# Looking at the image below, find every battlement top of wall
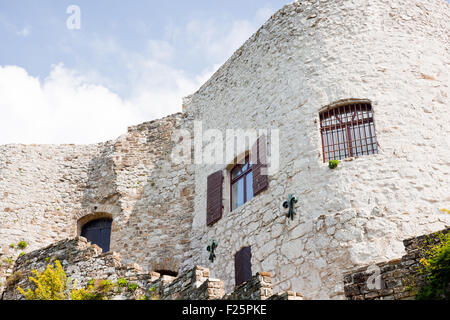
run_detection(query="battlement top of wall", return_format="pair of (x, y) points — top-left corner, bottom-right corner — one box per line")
(187, 0), (449, 101)
(126, 112), (185, 133)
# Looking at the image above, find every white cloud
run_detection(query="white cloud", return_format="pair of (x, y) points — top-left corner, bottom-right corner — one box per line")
(0, 64), (137, 144)
(0, 6), (278, 144)
(16, 26), (31, 37)
(0, 62), (216, 144)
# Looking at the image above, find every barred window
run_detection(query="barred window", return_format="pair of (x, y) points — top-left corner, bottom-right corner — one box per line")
(319, 102), (378, 162)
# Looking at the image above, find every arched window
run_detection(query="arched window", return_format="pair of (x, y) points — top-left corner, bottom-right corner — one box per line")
(80, 218), (112, 253)
(319, 101), (378, 162)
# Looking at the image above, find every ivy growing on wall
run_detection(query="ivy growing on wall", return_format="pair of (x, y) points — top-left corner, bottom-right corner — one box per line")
(415, 233), (450, 300)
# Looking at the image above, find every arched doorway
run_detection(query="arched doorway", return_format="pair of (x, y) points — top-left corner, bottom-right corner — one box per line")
(80, 218), (112, 253)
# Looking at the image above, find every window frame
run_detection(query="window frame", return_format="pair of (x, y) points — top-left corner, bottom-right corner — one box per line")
(235, 246), (252, 287)
(230, 156), (253, 212)
(319, 101), (378, 162)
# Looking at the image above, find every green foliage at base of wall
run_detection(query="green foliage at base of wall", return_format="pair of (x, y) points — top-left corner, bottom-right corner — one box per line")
(116, 278), (128, 288)
(17, 260), (67, 300)
(416, 233), (450, 300)
(127, 283), (138, 292)
(16, 260), (117, 300)
(71, 279), (114, 300)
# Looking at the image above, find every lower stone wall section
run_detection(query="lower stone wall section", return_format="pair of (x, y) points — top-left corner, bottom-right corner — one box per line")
(344, 228), (449, 300)
(224, 272), (273, 300)
(0, 237), (302, 300)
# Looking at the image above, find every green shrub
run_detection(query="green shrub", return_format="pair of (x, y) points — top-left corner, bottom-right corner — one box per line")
(16, 260), (114, 300)
(416, 233), (450, 300)
(17, 260), (67, 300)
(17, 241), (27, 249)
(117, 278), (128, 288)
(127, 283), (138, 292)
(329, 160), (339, 169)
(148, 286), (159, 300)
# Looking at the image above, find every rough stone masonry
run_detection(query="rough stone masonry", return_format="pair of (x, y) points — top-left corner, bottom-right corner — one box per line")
(1, 0), (449, 299)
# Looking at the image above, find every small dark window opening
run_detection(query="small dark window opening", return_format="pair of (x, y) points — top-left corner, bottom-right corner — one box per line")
(320, 102), (378, 162)
(155, 270), (178, 277)
(81, 218), (112, 253)
(230, 157), (253, 211)
(235, 246), (252, 287)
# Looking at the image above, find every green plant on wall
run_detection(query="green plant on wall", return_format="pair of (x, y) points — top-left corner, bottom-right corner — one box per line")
(415, 233), (450, 300)
(16, 260), (116, 300)
(116, 278), (128, 288)
(329, 160), (339, 169)
(17, 241), (27, 250)
(71, 279), (114, 300)
(148, 286), (159, 300)
(127, 283), (138, 292)
(17, 260), (67, 300)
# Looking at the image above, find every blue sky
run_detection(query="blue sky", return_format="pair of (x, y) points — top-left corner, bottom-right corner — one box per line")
(0, 1), (286, 144)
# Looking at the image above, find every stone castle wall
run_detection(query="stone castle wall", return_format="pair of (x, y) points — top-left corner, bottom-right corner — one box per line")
(344, 228), (449, 300)
(99, 113), (195, 273)
(185, 0), (450, 299)
(1, 237), (302, 300)
(0, 143), (103, 292)
(0, 113), (195, 293)
(0, 0), (449, 300)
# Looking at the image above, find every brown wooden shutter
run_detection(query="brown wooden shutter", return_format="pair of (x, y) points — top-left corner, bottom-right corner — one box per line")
(235, 246), (252, 286)
(252, 135), (269, 196)
(206, 170), (223, 226)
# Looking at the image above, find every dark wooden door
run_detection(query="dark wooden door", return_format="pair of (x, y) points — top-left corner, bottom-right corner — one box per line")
(81, 218), (112, 253)
(235, 246), (252, 286)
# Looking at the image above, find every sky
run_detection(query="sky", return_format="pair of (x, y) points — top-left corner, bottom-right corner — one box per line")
(1, 1), (449, 144)
(0, 0), (287, 144)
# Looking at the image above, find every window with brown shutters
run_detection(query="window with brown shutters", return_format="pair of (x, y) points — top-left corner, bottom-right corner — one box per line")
(251, 135), (269, 196)
(235, 246), (252, 287)
(230, 156), (253, 211)
(320, 101), (378, 162)
(206, 170), (223, 226)
(229, 135), (269, 212)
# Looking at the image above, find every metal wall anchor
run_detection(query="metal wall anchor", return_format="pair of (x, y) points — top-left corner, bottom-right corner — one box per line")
(283, 194), (299, 221)
(207, 240), (218, 263)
